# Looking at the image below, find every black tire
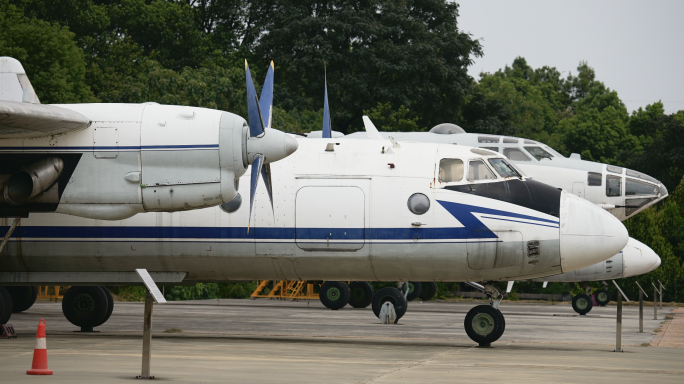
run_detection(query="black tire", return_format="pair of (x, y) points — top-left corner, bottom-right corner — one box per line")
(406, 282), (423, 301)
(419, 282), (437, 301)
(93, 287), (114, 327)
(371, 287), (408, 323)
(62, 286), (109, 328)
(5, 286), (38, 313)
(0, 286), (13, 324)
(572, 293), (593, 315)
(464, 305), (505, 344)
(595, 289), (611, 307)
(319, 281), (351, 310)
(348, 281), (374, 308)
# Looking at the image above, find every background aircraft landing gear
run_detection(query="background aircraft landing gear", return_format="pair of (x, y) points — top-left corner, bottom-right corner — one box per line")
(5, 286), (38, 313)
(348, 281), (374, 308)
(371, 287), (408, 323)
(463, 282), (506, 346)
(595, 289), (611, 306)
(572, 293), (593, 315)
(62, 286), (113, 331)
(418, 282), (437, 301)
(0, 286), (13, 324)
(319, 281), (351, 310)
(406, 282), (422, 301)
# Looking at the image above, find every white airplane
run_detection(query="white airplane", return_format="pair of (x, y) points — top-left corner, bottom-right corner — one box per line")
(0, 134), (628, 345)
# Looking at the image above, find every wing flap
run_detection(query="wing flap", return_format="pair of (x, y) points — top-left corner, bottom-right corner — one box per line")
(0, 101), (90, 138)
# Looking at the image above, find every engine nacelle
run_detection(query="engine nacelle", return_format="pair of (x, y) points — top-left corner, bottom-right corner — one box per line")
(3, 157), (63, 206)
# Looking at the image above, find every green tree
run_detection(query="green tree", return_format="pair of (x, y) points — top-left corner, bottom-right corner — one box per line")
(364, 102), (422, 132)
(0, 1), (94, 103)
(249, 0), (482, 133)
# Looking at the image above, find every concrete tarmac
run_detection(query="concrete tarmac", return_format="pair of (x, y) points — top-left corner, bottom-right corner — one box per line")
(1, 299), (681, 383)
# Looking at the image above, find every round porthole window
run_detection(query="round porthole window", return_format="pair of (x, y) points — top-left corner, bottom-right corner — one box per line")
(407, 193), (430, 215)
(220, 193), (242, 213)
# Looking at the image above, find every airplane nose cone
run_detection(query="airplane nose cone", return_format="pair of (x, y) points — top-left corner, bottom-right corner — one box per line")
(559, 191), (628, 273)
(246, 128), (299, 164)
(622, 237), (661, 277)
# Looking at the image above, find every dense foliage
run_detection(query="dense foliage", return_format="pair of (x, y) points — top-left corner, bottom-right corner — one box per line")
(2, 0), (683, 301)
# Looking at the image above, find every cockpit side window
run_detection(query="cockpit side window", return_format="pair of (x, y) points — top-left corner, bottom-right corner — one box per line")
(467, 160), (497, 181)
(626, 178), (659, 196)
(438, 159), (464, 183)
(606, 175), (622, 197)
(503, 148), (531, 161)
(524, 146), (553, 161)
(488, 158), (520, 178)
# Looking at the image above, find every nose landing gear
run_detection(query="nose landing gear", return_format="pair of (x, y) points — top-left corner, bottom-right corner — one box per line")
(463, 282), (506, 346)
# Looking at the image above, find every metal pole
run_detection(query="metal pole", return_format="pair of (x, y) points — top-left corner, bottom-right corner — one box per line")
(638, 289), (644, 333)
(654, 287), (658, 320)
(140, 289), (154, 379)
(659, 283), (663, 309)
(615, 293), (622, 352)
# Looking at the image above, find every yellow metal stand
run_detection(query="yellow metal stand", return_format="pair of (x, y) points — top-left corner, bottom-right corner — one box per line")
(37, 286), (67, 301)
(250, 281), (319, 300)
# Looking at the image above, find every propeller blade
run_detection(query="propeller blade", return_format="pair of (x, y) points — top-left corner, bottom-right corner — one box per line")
(248, 154), (264, 233)
(245, 60), (264, 137)
(261, 163), (274, 211)
(259, 61), (274, 128)
(322, 66), (331, 138)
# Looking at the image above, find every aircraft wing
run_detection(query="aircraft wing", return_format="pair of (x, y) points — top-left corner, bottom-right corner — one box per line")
(0, 100), (90, 139)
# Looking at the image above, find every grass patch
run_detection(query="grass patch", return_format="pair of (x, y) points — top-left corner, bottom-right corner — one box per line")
(665, 314), (674, 319)
(163, 327), (182, 333)
(640, 343), (650, 347)
(653, 329), (662, 333)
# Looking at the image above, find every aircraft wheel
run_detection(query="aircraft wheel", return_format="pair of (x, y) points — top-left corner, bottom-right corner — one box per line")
(595, 289), (611, 307)
(0, 286), (13, 324)
(406, 282), (422, 301)
(319, 281), (351, 310)
(419, 282), (437, 301)
(348, 282), (374, 308)
(93, 287), (114, 327)
(62, 286), (109, 329)
(371, 287), (408, 323)
(5, 286), (38, 313)
(464, 305), (505, 345)
(572, 293), (593, 315)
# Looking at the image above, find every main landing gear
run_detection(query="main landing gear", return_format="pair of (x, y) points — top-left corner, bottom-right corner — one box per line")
(62, 286), (114, 331)
(0, 285), (39, 324)
(464, 283), (506, 346)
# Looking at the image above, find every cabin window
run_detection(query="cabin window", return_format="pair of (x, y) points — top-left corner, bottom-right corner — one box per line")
(438, 158), (464, 183)
(478, 135), (500, 143)
(626, 179), (659, 196)
(588, 172), (602, 186)
(503, 137), (519, 144)
(524, 146), (553, 161)
(606, 175), (622, 196)
(468, 160), (497, 181)
(407, 193), (430, 215)
(488, 158), (520, 178)
(503, 148), (531, 161)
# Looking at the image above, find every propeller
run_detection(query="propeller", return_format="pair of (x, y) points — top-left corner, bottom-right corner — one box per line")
(322, 65), (332, 139)
(245, 60), (298, 232)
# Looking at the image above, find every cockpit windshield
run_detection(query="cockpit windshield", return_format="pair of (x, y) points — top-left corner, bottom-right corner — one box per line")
(488, 158), (520, 178)
(543, 146), (565, 158)
(468, 160), (497, 181)
(438, 159), (464, 183)
(626, 179), (659, 196)
(524, 146), (553, 161)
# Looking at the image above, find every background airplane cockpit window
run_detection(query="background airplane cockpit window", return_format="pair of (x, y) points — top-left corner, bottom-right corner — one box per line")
(626, 179), (659, 196)
(606, 175), (623, 196)
(524, 146), (554, 161)
(503, 148), (531, 161)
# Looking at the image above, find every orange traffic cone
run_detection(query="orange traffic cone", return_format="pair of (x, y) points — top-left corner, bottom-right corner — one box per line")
(27, 319), (53, 375)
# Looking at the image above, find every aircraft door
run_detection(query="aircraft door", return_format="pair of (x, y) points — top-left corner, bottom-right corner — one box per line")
(295, 186), (365, 251)
(572, 182), (585, 199)
(467, 231), (524, 269)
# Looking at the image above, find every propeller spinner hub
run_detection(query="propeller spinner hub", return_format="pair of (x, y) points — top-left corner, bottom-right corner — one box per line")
(246, 128), (298, 164)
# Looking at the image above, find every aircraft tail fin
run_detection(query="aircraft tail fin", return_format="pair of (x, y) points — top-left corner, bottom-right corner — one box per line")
(0, 57), (40, 104)
(362, 116), (384, 140)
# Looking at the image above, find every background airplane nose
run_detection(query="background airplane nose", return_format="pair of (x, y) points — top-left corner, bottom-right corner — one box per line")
(559, 192), (628, 273)
(622, 238), (662, 277)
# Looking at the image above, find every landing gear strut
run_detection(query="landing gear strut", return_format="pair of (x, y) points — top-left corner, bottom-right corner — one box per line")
(463, 282), (506, 346)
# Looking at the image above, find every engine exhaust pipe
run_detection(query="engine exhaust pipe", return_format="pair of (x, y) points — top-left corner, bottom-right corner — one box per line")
(3, 157), (63, 205)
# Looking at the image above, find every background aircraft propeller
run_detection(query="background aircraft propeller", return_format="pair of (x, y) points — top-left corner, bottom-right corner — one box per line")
(322, 66), (332, 139)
